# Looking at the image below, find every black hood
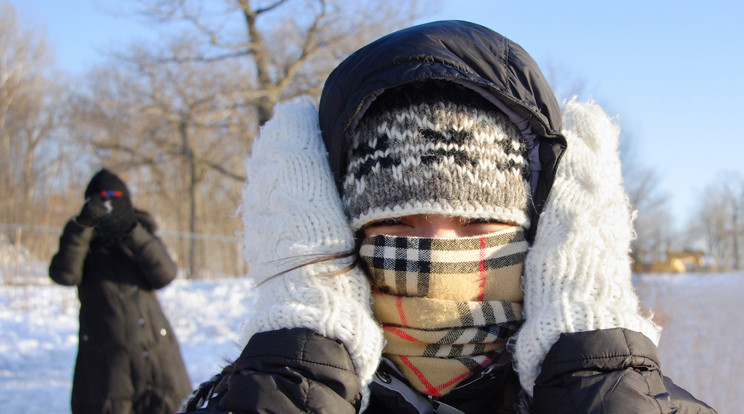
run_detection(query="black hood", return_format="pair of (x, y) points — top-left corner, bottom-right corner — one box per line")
(318, 20), (567, 240)
(84, 168), (131, 201)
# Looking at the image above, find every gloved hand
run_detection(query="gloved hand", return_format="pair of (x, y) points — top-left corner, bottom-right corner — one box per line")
(237, 101), (384, 402)
(513, 99), (661, 396)
(97, 195), (137, 238)
(75, 194), (110, 227)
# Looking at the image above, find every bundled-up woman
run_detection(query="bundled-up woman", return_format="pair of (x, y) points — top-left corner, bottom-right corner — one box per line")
(182, 20), (716, 414)
(50, 168), (192, 414)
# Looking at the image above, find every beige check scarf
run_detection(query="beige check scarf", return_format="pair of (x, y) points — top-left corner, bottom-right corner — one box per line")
(360, 227), (527, 396)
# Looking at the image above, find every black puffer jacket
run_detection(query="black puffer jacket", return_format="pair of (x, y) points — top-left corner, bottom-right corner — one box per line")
(50, 211), (192, 414)
(186, 328), (715, 413)
(180, 20), (716, 414)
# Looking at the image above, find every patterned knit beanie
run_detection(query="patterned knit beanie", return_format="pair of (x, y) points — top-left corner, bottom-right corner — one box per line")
(343, 84), (530, 229)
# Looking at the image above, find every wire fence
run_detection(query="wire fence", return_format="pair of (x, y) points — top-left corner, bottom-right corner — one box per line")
(0, 222), (247, 284)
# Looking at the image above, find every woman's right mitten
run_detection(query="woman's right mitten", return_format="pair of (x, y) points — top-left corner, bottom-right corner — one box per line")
(236, 101), (384, 393)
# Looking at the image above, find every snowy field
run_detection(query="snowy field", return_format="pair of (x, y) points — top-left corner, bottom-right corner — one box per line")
(0, 262), (739, 414)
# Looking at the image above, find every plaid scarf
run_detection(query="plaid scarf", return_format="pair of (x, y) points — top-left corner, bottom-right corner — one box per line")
(360, 227), (527, 396)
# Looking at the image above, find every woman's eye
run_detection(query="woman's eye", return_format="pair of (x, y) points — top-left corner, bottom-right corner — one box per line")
(466, 218), (496, 225)
(463, 218), (513, 234)
(368, 219), (404, 227)
(362, 218), (408, 237)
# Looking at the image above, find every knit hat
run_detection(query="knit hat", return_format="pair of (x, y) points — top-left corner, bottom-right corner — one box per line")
(84, 168), (131, 201)
(342, 87), (530, 230)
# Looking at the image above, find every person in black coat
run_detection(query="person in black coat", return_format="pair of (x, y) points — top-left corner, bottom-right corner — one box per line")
(181, 21), (716, 413)
(50, 168), (192, 414)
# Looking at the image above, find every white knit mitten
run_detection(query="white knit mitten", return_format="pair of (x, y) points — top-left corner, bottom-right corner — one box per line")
(513, 99), (661, 396)
(237, 101), (385, 393)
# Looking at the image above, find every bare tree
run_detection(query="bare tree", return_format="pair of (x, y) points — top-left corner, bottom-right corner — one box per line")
(543, 61), (674, 264)
(67, 0), (434, 276)
(618, 131), (676, 264)
(694, 172), (744, 270)
(129, 0), (433, 125)
(0, 2), (67, 225)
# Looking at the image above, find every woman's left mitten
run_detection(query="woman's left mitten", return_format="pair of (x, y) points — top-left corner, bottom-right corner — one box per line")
(513, 99), (661, 396)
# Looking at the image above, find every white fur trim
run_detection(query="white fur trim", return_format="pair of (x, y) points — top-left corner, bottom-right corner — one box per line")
(513, 98), (661, 396)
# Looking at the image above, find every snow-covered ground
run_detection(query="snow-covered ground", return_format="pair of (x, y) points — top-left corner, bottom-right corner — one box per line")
(0, 262), (255, 414)
(633, 273), (741, 414)
(0, 262), (738, 413)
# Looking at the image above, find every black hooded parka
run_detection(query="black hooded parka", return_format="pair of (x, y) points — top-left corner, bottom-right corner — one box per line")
(180, 20), (716, 414)
(50, 211), (192, 414)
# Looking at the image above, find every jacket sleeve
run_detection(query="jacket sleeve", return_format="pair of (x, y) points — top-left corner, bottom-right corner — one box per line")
(49, 219), (95, 286)
(531, 328), (717, 414)
(123, 222), (178, 289)
(215, 328), (363, 414)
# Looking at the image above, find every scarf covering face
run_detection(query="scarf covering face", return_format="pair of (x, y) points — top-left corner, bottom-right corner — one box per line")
(360, 227), (527, 396)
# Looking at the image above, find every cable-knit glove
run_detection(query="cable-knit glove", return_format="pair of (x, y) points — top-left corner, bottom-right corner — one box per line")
(75, 194), (109, 227)
(513, 99), (661, 396)
(98, 195), (137, 238)
(237, 101), (385, 398)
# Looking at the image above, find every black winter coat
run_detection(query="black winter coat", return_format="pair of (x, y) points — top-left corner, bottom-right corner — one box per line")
(185, 327), (715, 413)
(50, 211), (192, 414)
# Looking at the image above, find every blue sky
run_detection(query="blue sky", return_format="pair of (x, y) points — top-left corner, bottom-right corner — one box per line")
(10, 0), (744, 228)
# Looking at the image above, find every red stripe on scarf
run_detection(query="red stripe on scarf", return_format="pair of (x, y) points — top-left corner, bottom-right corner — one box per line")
(396, 296), (409, 326)
(434, 353), (495, 394)
(384, 326), (424, 342)
(478, 236), (486, 301)
(399, 353), (496, 397)
(399, 356), (440, 396)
